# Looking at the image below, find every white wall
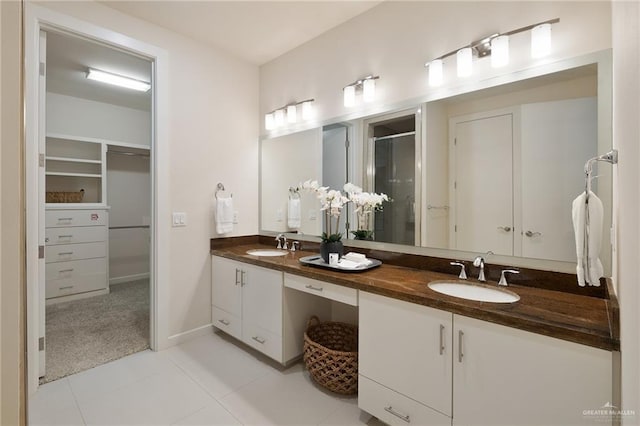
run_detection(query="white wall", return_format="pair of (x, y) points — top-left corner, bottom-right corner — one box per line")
(612, 1), (640, 419)
(47, 92), (150, 145)
(37, 1), (260, 338)
(260, 1), (611, 128)
(1, 0), (24, 423)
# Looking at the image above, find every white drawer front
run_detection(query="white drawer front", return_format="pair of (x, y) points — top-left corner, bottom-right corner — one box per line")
(46, 242), (106, 263)
(46, 258), (107, 299)
(45, 226), (107, 245)
(284, 273), (358, 306)
(242, 322), (283, 362)
(358, 375), (451, 426)
(46, 209), (108, 228)
(212, 307), (242, 340)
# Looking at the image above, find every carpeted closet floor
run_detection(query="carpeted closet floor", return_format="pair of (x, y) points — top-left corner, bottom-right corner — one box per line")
(41, 279), (150, 384)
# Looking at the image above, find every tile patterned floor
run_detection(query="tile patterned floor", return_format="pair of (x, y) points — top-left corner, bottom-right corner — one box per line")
(29, 331), (381, 426)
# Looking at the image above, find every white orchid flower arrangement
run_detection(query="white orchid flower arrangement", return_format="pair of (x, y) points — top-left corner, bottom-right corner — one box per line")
(299, 180), (390, 242)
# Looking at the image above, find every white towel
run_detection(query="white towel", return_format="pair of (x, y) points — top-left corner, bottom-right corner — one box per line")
(216, 196), (234, 234)
(287, 198), (301, 229)
(338, 252), (372, 269)
(572, 191), (603, 287)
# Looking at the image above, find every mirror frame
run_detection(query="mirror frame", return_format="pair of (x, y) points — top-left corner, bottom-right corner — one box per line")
(258, 49), (613, 274)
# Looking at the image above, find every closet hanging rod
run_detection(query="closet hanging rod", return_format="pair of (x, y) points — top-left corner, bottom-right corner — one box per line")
(108, 150), (150, 158)
(109, 225), (150, 230)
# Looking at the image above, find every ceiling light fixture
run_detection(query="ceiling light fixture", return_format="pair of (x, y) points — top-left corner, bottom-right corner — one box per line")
(424, 18), (558, 86)
(264, 98), (315, 131)
(86, 68), (151, 92)
(343, 75), (379, 107)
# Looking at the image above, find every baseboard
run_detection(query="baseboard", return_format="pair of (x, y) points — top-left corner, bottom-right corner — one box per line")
(166, 323), (214, 347)
(109, 272), (150, 285)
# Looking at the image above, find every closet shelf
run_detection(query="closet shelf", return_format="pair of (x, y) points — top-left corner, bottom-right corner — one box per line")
(46, 156), (102, 164)
(45, 172), (102, 178)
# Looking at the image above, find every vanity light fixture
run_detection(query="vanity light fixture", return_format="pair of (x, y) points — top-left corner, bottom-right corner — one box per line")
(343, 75), (380, 107)
(424, 18), (559, 86)
(264, 98), (315, 131)
(86, 68), (151, 92)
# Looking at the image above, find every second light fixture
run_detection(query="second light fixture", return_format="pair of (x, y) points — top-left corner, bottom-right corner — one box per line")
(343, 75), (379, 107)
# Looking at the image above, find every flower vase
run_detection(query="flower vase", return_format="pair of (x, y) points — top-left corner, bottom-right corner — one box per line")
(320, 241), (344, 264)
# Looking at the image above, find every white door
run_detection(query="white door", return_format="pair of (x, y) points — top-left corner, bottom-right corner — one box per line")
(452, 113), (513, 256)
(37, 30), (48, 377)
(520, 98), (597, 262)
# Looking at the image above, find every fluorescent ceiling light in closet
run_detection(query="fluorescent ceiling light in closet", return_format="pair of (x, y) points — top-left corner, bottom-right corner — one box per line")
(86, 68), (151, 92)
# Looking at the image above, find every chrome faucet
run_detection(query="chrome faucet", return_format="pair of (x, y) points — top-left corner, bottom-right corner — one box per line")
(291, 241), (300, 252)
(473, 256), (486, 282)
(275, 234), (287, 249)
(499, 269), (520, 286)
(450, 261), (467, 279)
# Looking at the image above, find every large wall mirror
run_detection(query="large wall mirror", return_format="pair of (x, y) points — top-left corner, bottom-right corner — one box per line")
(259, 51), (612, 274)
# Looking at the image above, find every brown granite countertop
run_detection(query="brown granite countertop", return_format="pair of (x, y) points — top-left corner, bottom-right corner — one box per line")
(210, 242), (620, 352)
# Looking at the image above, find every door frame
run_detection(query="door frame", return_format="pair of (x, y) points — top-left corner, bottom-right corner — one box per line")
(24, 3), (171, 395)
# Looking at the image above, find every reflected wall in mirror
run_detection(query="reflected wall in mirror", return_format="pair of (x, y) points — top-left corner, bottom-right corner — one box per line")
(259, 53), (612, 275)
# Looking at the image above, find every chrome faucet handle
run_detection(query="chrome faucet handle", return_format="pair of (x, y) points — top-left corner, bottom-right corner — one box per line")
(450, 261), (467, 279)
(282, 240), (289, 250)
(499, 269), (519, 286)
(275, 234), (283, 249)
(473, 256), (486, 282)
(291, 241), (300, 252)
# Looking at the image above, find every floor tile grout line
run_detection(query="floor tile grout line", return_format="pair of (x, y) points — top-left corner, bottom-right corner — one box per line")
(63, 377), (88, 426)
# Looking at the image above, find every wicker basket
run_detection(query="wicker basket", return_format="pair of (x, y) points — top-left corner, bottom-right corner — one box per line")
(46, 189), (84, 203)
(303, 315), (358, 395)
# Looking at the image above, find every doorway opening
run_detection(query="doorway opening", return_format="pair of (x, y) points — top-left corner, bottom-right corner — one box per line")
(39, 29), (153, 383)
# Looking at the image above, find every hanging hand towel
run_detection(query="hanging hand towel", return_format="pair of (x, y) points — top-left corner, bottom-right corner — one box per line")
(572, 190), (603, 287)
(287, 198), (301, 229)
(216, 196), (234, 234)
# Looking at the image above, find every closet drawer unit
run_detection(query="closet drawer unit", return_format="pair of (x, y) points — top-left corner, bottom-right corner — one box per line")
(284, 273), (358, 306)
(212, 306), (242, 340)
(45, 242), (106, 263)
(45, 209), (108, 228)
(358, 376), (451, 426)
(45, 226), (107, 246)
(45, 258), (107, 299)
(242, 322), (283, 362)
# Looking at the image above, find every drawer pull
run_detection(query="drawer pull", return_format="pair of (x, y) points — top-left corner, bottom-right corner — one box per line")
(57, 217), (73, 221)
(252, 336), (266, 344)
(217, 319), (230, 326)
(384, 406), (410, 423)
(58, 252), (74, 256)
(439, 324), (445, 355)
(305, 284), (324, 292)
(58, 235), (73, 239)
(58, 268), (74, 273)
(59, 285), (74, 290)
(235, 269), (240, 286)
(458, 330), (464, 363)
(241, 270), (247, 286)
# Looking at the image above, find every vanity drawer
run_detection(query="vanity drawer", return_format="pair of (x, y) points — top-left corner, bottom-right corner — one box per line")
(212, 306), (241, 340)
(242, 322), (283, 362)
(46, 209), (108, 228)
(358, 375), (451, 426)
(284, 273), (358, 306)
(45, 242), (106, 263)
(45, 258), (107, 299)
(45, 226), (107, 245)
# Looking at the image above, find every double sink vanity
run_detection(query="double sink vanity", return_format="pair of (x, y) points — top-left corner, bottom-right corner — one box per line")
(211, 236), (619, 426)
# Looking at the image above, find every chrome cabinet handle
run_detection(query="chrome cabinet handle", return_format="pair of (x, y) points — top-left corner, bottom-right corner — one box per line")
(58, 235), (73, 239)
(305, 284), (324, 292)
(497, 226), (512, 232)
(218, 319), (230, 326)
(58, 268), (74, 273)
(252, 336), (266, 344)
(439, 324), (445, 355)
(384, 406), (410, 423)
(458, 330), (464, 363)
(57, 217), (73, 221)
(241, 270), (247, 286)
(59, 285), (74, 290)
(58, 252), (73, 256)
(235, 269), (240, 286)
(525, 230), (542, 237)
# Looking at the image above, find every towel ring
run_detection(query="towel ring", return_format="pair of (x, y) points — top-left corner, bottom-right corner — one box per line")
(215, 182), (232, 199)
(288, 187), (300, 200)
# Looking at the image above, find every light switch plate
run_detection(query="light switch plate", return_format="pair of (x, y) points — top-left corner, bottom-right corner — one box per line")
(233, 211), (239, 224)
(172, 212), (187, 227)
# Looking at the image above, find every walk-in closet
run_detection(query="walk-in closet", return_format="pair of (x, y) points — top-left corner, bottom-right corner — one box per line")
(41, 30), (152, 383)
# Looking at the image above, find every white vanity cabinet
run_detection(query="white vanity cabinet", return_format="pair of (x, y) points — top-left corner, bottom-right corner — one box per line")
(211, 255), (319, 364)
(359, 291), (453, 425)
(452, 314), (613, 426)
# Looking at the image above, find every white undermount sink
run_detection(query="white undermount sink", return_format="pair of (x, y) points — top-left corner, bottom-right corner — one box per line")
(428, 280), (520, 303)
(246, 249), (288, 257)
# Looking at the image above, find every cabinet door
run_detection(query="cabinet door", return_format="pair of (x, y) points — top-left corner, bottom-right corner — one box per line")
(453, 314), (612, 426)
(359, 292), (453, 417)
(211, 256), (242, 317)
(242, 263), (283, 336)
